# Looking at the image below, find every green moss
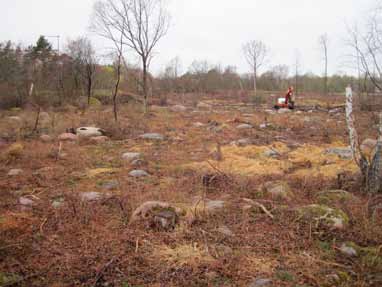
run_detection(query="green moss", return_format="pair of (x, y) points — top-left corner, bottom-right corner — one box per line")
(89, 97), (102, 106)
(0, 272), (22, 285)
(298, 204), (349, 229)
(276, 270), (295, 282)
(317, 190), (352, 205)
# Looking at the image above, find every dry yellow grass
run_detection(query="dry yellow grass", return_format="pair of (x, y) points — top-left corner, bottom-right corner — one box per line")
(185, 142), (358, 179)
(154, 243), (215, 266)
(186, 142), (292, 176)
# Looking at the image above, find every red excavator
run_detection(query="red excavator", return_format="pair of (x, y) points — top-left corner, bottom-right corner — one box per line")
(274, 86), (295, 109)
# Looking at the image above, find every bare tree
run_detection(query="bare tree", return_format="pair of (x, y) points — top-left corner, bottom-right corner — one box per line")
(242, 40), (268, 95)
(319, 34), (329, 96)
(92, 0), (170, 113)
(67, 37), (97, 106)
(92, 1), (126, 121)
(345, 86), (382, 193)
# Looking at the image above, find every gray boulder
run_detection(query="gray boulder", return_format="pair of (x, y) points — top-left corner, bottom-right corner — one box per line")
(139, 133), (164, 141)
(129, 170), (150, 177)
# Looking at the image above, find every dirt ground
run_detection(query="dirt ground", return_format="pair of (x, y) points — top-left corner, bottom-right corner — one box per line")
(0, 93), (381, 287)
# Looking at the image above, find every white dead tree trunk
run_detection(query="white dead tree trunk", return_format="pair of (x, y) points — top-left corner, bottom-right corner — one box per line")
(346, 86), (382, 193)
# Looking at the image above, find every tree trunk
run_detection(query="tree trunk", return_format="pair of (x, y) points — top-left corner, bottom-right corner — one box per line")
(87, 72), (92, 106)
(113, 56), (122, 122)
(142, 59), (148, 114)
(367, 113), (382, 193)
(253, 67), (257, 96)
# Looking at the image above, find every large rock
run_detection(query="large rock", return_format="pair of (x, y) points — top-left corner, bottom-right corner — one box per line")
(76, 127), (105, 137)
(263, 181), (292, 200)
(326, 147), (352, 159)
(297, 204), (349, 230)
(360, 138), (377, 157)
(139, 133), (164, 141)
(58, 133), (78, 141)
(130, 201), (183, 229)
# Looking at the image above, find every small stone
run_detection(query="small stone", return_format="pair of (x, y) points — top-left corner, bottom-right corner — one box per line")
(40, 134), (52, 142)
(263, 181), (292, 200)
(234, 138), (253, 147)
(170, 105), (187, 112)
(193, 122), (205, 127)
(237, 124), (253, 130)
(52, 198), (65, 208)
(100, 180), (119, 190)
(339, 243), (357, 257)
(326, 147), (352, 159)
(131, 159), (147, 167)
(217, 225), (234, 237)
(249, 278), (272, 287)
(153, 209), (178, 230)
(129, 170), (150, 177)
(263, 148), (279, 157)
(206, 200), (225, 211)
(139, 133), (164, 141)
(259, 123), (267, 129)
(122, 152), (141, 162)
(19, 197), (34, 206)
(58, 133), (78, 141)
(80, 192), (103, 201)
(8, 169), (23, 176)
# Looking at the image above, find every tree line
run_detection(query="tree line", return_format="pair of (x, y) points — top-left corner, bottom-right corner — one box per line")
(0, 0), (381, 117)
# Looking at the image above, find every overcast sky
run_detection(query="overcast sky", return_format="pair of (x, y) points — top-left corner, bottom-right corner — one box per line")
(0, 0), (377, 76)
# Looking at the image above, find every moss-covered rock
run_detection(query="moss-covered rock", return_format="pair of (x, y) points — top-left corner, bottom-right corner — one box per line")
(297, 204), (349, 230)
(317, 190), (353, 205)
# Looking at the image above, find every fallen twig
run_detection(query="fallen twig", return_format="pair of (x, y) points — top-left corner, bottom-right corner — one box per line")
(93, 257), (116, 287)
(253, 202), (274, 219)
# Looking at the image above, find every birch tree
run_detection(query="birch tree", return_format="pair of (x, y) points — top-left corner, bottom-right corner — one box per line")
(242, 40), (268, 95)
(345, 86), (382, 193)
(319, 34), (329, 96)
(92, 0), (170, 113)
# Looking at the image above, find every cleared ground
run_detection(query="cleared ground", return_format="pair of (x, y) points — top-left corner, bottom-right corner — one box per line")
(0, 93), (381, 286)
